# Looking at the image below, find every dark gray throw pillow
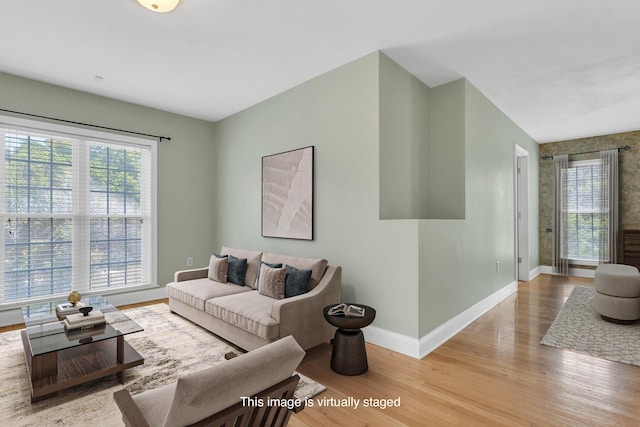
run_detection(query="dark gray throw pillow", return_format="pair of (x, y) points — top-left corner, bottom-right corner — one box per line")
(256, 261), (283, 290)
(285, 264), (312, 298)
(227, 255), (248, 286)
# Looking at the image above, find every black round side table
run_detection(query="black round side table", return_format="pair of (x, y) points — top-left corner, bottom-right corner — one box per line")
(323, 304), (376, 375)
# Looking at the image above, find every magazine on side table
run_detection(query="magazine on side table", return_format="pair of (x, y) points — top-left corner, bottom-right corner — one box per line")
(328, 303), (366, 317)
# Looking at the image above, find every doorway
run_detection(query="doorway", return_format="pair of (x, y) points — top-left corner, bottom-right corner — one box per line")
(515, 145), (530, 281)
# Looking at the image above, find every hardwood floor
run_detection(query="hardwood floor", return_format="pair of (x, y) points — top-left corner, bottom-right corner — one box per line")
(4, 278), (640, 425)
(290, 274), (640, 426)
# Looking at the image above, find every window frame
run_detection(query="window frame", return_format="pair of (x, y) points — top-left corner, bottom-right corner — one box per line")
(563, 158), (606, 265)
(0, 115), (158, 309)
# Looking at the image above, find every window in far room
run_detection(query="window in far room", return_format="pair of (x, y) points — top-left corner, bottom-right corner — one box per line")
(563, 159), (607, 263)
(0, 116), (157, 306)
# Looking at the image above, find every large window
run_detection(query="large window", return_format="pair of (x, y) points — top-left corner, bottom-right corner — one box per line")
(563, 159), (607, 262)
(0, 117), (156, 306)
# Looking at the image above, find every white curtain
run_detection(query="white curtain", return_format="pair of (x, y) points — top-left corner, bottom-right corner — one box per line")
(599, 149), (619, 264)
(552, 154), (569, 275)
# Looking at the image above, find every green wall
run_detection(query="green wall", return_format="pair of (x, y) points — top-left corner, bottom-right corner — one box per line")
(213, 52), (421, 337)
(0, 71), (217, 288)
(429, 81), (466, 219)
(379, 53), (430, 219)
(418, 81), (539, 336)
(213, 52), (540, 341)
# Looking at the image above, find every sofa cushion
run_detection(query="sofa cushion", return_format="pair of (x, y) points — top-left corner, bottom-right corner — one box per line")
(166, 279), (251, 310)
(284, 264), (312, 298)
(262, 252), (327, 290)
(207, 254), (228, 282)
(227, 255), (248, 286)
(221, 246), (263, 289)
(258, 265), (286, 299)
(161, 336), (305, 427)
(205, 291), (279, 340)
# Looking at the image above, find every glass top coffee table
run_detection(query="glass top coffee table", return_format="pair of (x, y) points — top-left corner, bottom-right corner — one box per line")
(20, 296), (144, 402)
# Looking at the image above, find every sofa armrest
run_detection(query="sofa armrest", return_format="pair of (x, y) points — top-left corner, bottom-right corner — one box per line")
(174, 267), (209, 282)
(271, 265), (342, 344)
(113, 389), (150, 427)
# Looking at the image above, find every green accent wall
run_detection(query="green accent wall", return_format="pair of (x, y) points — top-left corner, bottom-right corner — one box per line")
(418, 80), (539, 336)
(379, 53), (431, 219)
(213, 52), (421, 337)
(0, 71), (217, 288)
(214, 52), (540, 339)
(428, 81), (466, 219)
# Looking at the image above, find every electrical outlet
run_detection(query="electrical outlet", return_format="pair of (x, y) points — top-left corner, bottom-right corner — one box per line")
(187, 257), (193, 267)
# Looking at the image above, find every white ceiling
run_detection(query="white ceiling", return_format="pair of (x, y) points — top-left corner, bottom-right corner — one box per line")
(2, 1), (640, 143)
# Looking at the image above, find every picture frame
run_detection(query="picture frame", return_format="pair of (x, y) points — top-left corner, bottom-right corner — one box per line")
(261, 146), (314, 240)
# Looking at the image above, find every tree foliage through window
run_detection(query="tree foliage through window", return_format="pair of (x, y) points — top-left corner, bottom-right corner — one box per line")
(0, 123), (154, 305)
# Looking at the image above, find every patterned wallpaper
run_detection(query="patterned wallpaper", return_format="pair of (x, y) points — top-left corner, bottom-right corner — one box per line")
(539, 130), (640, 266)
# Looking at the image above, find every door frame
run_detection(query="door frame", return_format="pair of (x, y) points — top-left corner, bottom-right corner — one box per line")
(514, 144), (530, 281)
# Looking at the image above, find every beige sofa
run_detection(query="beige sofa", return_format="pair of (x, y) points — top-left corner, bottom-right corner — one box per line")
(166, 246), (342, 350)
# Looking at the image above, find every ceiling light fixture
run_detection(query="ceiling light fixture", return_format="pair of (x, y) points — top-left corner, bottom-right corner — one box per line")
(136, 0), (180, 13)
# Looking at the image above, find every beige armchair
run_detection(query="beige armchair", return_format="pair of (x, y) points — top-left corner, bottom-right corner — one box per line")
(113, 336), (306, 427)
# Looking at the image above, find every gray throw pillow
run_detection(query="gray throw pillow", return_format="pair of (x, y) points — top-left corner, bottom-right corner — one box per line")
(255, 261), (283, 290)
(227, 255), (248, 286)
(207, 254), (228, 282)
(285, 264), (312, 298)
(258, 266), (286, 299)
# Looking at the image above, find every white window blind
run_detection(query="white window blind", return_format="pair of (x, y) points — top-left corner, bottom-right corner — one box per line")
(0, 117), (156, 306)
(563, 159), (608, 262)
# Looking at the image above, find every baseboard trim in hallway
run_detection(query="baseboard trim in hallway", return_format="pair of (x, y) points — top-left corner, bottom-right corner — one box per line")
(363, 281), (518, 359)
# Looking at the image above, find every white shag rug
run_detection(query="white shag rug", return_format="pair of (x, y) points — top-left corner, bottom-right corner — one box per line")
(0, 303), (325, 426)
(541, 286), (640, 366)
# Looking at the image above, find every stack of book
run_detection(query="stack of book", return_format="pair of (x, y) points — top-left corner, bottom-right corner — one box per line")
(64, 310), (106, 332)
(56, 302), (86, 319)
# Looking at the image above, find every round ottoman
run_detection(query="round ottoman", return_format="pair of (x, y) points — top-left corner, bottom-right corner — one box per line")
(594, 264), (640, 324)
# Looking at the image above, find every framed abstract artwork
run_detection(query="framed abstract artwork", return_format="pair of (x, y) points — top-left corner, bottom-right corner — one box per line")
(262, 146), (314, 240)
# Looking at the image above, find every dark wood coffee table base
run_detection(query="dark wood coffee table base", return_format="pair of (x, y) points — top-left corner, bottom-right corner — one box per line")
(21, 331), (144, 402)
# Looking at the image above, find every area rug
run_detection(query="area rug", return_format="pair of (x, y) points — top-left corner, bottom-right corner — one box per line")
(0, 303), (325, 427)
(541, 286), (640, 366)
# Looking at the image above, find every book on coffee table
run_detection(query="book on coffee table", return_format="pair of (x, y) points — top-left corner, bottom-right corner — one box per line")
(56, 302), (86, 318)
(64, 310), (106, 332)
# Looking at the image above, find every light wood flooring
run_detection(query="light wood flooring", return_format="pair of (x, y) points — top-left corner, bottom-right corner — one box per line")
(4, 277), (640, 426)
(291, 274), (640, 426)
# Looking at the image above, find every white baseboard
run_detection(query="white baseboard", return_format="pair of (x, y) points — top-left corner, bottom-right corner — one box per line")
(101, 286), (168, 307)
(539, 265), (595, 278)
(528, 266), (541, 280)
(363, 325), (422, 359)
(418, 281), (517, 358)
(363, 281), (518, 359)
